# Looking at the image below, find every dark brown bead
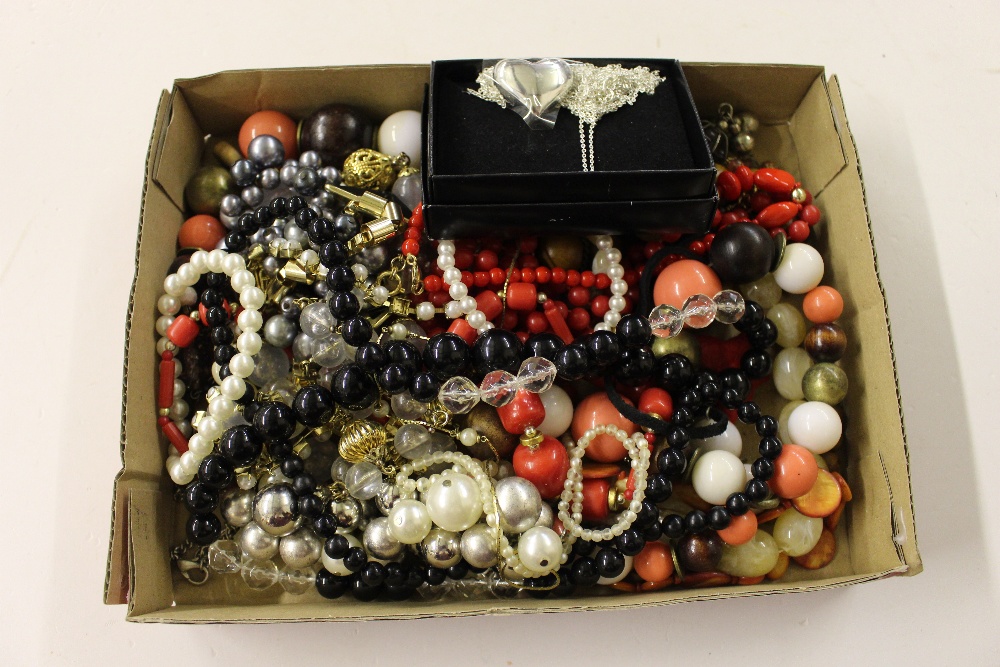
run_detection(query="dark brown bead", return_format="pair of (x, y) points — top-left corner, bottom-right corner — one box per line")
(804, 323), (847, 362)
(460, 402), (518, 460)
(298, 104), (373, 165)
(676, 533), (723, 573)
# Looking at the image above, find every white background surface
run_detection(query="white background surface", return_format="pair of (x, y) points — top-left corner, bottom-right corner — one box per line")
(1, 0), (998, 664)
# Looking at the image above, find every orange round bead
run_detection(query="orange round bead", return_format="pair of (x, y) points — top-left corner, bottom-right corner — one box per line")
(769, 444), (820, 499)
(802, 286), (844, 323)
(239, 110), (298, 159)
(652, 259), (722, 310)
(571, 393), (636, 462)
(718, 511), (758, 546)
(178, 214), (225, 251)
(634, 541), (674, 583)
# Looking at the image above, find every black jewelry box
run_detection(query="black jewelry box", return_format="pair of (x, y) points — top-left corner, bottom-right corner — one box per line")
(423, 58), (717, 239)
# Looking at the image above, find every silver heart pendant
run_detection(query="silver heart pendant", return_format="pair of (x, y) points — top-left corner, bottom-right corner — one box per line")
(494, 58), (574, 120)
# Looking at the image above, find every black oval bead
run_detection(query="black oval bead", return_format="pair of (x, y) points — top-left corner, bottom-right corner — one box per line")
(721, 388), (743, 409)
(354, 342), (387, 374)
(200, 288), (223, 308)
(293, 385), (335, 428)
(759, 438), (783, 461)
(197, 454), (234, 489)
(473, 329), (523, 375)
(297, 494), (323, 518)
(360, 561), (386, 587)
(385, 340), (421, 371)
(315, 570), (350, 599)
(616, 313), (653, 348)
(205, 306), (229, 327)
(218, 425), (263, 466)
(594, 547), (626, 579)
(287, 196), (305, 213)
(658, 353), (695, 391)
(709, 222), (775, 284)
(326, 265), (356, 292)
(350, 578), (380, 601)
(313, 513), (339, 538)
(585, 330), (621, 367)
(423, 333), (470, 378)
(720, 369), (750, 397)
(524, 333), (564, 362)
(295, 207), (315, 225)
(615, 528), (647, 556)
(656, 446), (687, 480)
(677, 388), (701, 409)
(684, 509), (708, 534)
(666, 425), (690, 448)
(269, 197), (288, 218)
(672, 406), (695, 428)
(745, 478), (770, 502)
(644, 473), (673, 503)
(340, 316), (373, 347)
(423, 566), (447, 586)
(636, 500), (661, 528)
(726, 492), (750, 516)
(409, 371), (441, 402)
(569, 556), (601, 586)
(554, 342), (590, 381)
(235, 213), (259, 235)
(699, 381), (721, 404)
(741, 349), (773, 378)
(183, 482), (219, 514)
(331, 364), (379, 410)
(186, 513), (222, 545)
(224, 232), (248, 252)
(642, 520), (664, 542)
(756, 415), (779, 437)
(324, 534), (350, 560)
(379, 363), (412, 394)
(329, 290), (360, 319)
(214, 345), (236, 366)
(384, 562), (407, 587)
(707, 506), (732, 531)
(252, 401), (297, 443)
(446, 561), (470, 580)
(210, 325), (233, 346)
(292, 473), (317, 496)
(308, 216), (335, 245)
(205, 272), (227, 289)
(333, 214), (359, 241)
(661, 513), (685, 539)
(319, 240), (348, 268)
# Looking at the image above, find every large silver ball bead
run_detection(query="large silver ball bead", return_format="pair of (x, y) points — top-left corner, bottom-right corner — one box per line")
(331, 498), (362, 529)
(253, 484), (300, 536)
(278, 527), (323, 569)
(375, 483), (402, 515)
(460, 523), (498, 569)
(220, 489), (255, 527)
(364, 516), (403, 560)
(535, 502), (554, 529)
(495, 476), (542, 534)
(263, 314), (298, 349)
(422, 529), (462, 568)
(238, 521), (280, 560)
(247, 134), (286, 168)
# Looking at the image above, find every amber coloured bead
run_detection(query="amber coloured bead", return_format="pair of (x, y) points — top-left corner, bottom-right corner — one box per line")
(804, 323), (847, 362)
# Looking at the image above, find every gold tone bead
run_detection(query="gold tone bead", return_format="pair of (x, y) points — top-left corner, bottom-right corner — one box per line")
(341, 149), (410, 191)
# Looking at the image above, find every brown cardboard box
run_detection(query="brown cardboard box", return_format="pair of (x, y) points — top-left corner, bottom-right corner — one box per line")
(105, 63), (921, 622)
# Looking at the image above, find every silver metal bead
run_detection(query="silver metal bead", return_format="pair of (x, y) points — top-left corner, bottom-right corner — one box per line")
(320, 166), (341, 185)
(242, 185), (264, 207)
(253, 484), (300, 536)
(259, 167), (280, 190)
(221, 488), (255, 527)
(460, 523), (498, 568)
(238, 521), (280, 559)
(364, 516), (403, 560)
(220, 194), (244, 217)
(331, 498), (362, 529)
(422, 529), (462, 568)
(247, 134), (286, 168)
(278, 527), (322, 569)
(495, 476), (542, 534)
(299, 150), (322, 169)
(280, 161), (299, 186)
(740, 112), (760, 133)
(263, 313), (298, 348)
(734, 132), (755, 153)
(375, 483), (401, 515)
(535, 502), (554, 529)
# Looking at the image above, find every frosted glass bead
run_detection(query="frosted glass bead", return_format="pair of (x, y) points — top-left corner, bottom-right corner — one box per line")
(691, 450), (746, 505)
(391, 391), (430, 420)
(518, 356), (557, 394)
(773, 347), (813, 400)
(713, 289), (746, 324)
(394, 423), (434, 460)
(773, 508), (824, 556)
(310, 334), (347, 367)
(682, 294), (717, 328)
(299, 301), (336, 338)
(249, 344), (290, 384)
(778, 399), (806, 444)
(740, 273), (782, 309)
(693, 418), (743, 456)
(517, 526), (563, 573)
(788, 401), (843, 454)
(438, 376), (481, 414)
(767, 302), (808, 348)
(649, 303), (685, 338)
(479, 370), (518, 407)
(387, 499), (433, 544)
(773, 243), (824, 294)
(345, 461), (383, 500)
(718, 530), (780, 577)
(425, 473), (483, 532)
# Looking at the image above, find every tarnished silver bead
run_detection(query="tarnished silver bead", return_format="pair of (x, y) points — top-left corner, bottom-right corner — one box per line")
(253, 484), (300, 536)
(331, 498), (362, 529)
(375, 483), (402, 515)
(422, 529), (462, 568)
(263, 313), (298, 348)
(280, 161), (299, 187)
(460, 523), (498, 569)
(363, 516), (403, 560)
(319, 166), (341, 185)
(247, 134), (286, 168)
(734, 132), (755, 153)
(535, 501), (554, 529)
(238, 521), (280, 559)
(740, 112), (760, 133)
(278, 527), (323, 569)
(495, 476), (542, 534)
(220, 488), (255, 527)
(299, 150), (322, 169)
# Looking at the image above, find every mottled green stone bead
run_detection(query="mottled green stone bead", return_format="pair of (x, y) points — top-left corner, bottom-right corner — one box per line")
(802, 363), (849, 405)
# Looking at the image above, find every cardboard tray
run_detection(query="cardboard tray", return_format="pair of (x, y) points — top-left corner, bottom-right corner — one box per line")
(105, 62), (921, 622)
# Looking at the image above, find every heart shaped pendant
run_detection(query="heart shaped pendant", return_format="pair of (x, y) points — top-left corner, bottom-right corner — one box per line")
(493, 58), (574, 122)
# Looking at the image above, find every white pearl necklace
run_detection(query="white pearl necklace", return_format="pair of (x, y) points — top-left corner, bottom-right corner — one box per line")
(557, 425), (650, 542)
(590, 235), (628, 332)
(157, 249), (264, 486)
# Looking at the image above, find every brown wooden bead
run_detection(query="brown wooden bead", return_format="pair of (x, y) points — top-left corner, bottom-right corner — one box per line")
(460, 402), (518, 460)
(676, 532), (723, 573)
(804, 323), (847, 362)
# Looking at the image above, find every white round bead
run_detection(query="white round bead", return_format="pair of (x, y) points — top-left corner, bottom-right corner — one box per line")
(691, 450), (746, 505)
(237, 331), (263, 355)
(459, 428), (479, 447)
(231, 269), (255, 292)
(155, 315), (174, 336)
(444, 300), (464, 319)
(459, 296), (477, 314)
(694, 419), (743, 457)
(371, 285), (390, 305)
(442, 267), (462, 284)
(537, 385), (573, 437)
(177, 263), (199, 286)
(189, 250), (209, 273)
(163, 274), (185, 297)
(424, 474), (483, 532)
(209, 396), (236, 419)
(517, 526), (563, 573)
(378, 110), (423, 167)
(207, 249), (227, 272)
(220, 375), (246, 400)
(448, 282), (468, 300)
(416, 301), (436, 321)
(157, 295), (180, 315)
(467, 310), (487, 329)
(773, 243), (825, 294)
(188, 434), (213, 457)
(438, 241), (455, 254)
(223, 253), (245, 275)
(387, 499), (433, 544)
(240, 287), (265, 310)
(229, 353), (255, 378)
(787, 401), (843, 454)
(237, 309), (263, 333)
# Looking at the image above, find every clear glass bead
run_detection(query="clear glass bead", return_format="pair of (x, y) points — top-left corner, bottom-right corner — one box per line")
(299, 301), (336, 338)
(345, 461), (383, 500)
(649, 304), (685, 338)
(207, 540), (242, 573)
(310, 334), (346, 367)
(479, 370), (518, 407)
(714, 290), (746, 324)
(394, 423), (434, 460)
(682, 294), (718, 328)
(438, 376), (481, 414)
(517, 357), (557, 394)
(279, 568), (316, 595)
(249, 344), (291, 384)
(391, 391), (430, 420)
(241, 558), (280, 590)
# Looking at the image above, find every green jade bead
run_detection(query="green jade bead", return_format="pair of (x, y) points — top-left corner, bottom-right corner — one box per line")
(718, 530), (780, 578)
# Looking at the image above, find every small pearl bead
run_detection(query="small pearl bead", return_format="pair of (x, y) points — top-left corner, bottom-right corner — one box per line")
(157, 295), (180, 315)
(391, 322), (408, 339)
(352, 263), (369, 281)
(442, 267), (462, 284)
(438, 241), (455, 254)
(416, 301), (435, 320)
(372, 285), (390, 305)
(163, 274), (185, 297)
(224, 253), (245, 275)
(229, 353), (255, 378)
(207, 249), (227, 272)
(189, 250), (209, 272)
(177, 263), (199, 286)
(221, 375), (246, 400)
(459, 428), (479, 447)
(237, 309), (263, 333)
(467, 309), (486, 329)
(437, 254), (456, 269)
(444, 301), (464, 319)
(449, 282), (468, 299)
(155, 315), (174, 336)
(232, 269), (255, 292)
(237, 331), (262, 355)
(240, 287), (266, 310)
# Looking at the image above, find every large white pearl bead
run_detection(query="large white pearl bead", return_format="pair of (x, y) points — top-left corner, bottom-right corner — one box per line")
(693, 418), (743, 456)
(517, 526), (563, 573)
(377, 110), (423, 167)
(773, 243), (825, 294)
(691, 450), (746, 505)
(538, 385), (573, 437)
(387, 499), (433, 544)
(321, 533), (362, 575)
(787, 401), (843, 454)
(424, 473), (483, 532)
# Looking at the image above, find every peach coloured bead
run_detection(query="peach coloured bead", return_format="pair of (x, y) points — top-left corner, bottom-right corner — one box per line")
(571, 393), (636, 463)
(802, 286), (845, 323)
(239, 110), (298, 158)
(653, 259), (722, 310)
(634, 541), (674, 583)
(718, 511), (758, 546)
(769, 444), (819, 499)
(178, 214), (225, 251)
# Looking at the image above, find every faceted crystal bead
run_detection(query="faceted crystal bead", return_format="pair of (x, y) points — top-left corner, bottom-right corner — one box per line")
(310, 334), (346, 367)
(345, 461), (383, 499)
(394, 423), (434, 460)
(438, 376), (481, 414)
(649, 304), (685, 338)
(714, 290), (746, 324)
(279, 568), (316, 595)
(517, 356), (557, 394)
(299, 301), (337, 338)
(207, 539), (242, 573)
(682, 294), (718, 328)
(241, 558), (280, 590)
(479, 370), (518, 407)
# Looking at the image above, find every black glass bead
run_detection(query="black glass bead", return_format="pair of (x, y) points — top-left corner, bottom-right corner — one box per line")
(644, 473), (673, 503)
(572, 538), (594, 557)
(720, 369), (750, 396)
(404, 568), (424, 589)
(205, 272), (227, 289)
(751, 457), (774, 481)
(661, 513), (685, 539)
(666, 425), (690, 448)
(287, 196), (306, 213)
(700, 381), (721, 404)
(197, 454), (234, 489)
(569, 557), (600, 586)
(293, 385), (335, 428)
(315, 570), (350, 599)
(756, 415), (779, 437)
(256, 205), (275, 227)
(636, 500), (660, 528)
(236, 382), (255, 406)
(326, 265), (356, 292)
(616, 313), (653, 348)
(183, 482), (219, 514)
(677, 388), (701, 409)
(473, 329), (523, 375)
(329, 291), (360, 319)
(252, 401), (297, 443)
(331, 364), (379, 410)
(383, 584), (414, 601)
(738, 401), (761, 424)
(615, 529), (647, 556)
(379, 363), (412, 394)
(205, 306), (228, 327)
(200, 288), (222, 308)
(684, 509), (708, 534)
(734, 300), (765, 333)
(292, 473), (317, 496)
(360, 561), (386, 587)
(218, 425), (263, 466)
(350, 578), (380, 602)
(554, 342), (590, 381)
(741, 349), (773, 379)
(615, 347), (655, 384)
(642, 520), (664, 542)
(295, 207), (315, 225)
(186, 513), (222, 545)
(385, 340), (420, 370)
(210, 325), (233, 346)
(217, 365), (232, 380)
(340, 316), (372, 347)
(709, 222), (775, 284)
(224, 232), (248, 252)
(594, 547), (626, 579)
(410, 372), (441, 402)
(726, 492), (750, 516)
(585, 330), (621, 367)
(446, 561), (470, 580)
(708, 506), (732, 531)
(656, 447), (687, 480)
(759, 437), (782, 461)
(214, 345), (235, 366)
(721, 389), (743, 409)
(745, 479), (770, 502)
(297, 494), (323, 518)
(746, 319), (778, 349)
(672, 406), (695, 428)
(424, 566), (447, 586)
(524, 333), (564, 362)
(268, 440), (293, 461)
(354, 342), (387, 374)
(242, 401), (262, 425)
(313, 513), (339, 538)
(324, 535), (350, 560)
(659, 353), (695, 391)
(235, 213), (259, 235)
(269, 197), (288, 218)
(422, 333), (470, 378)
(384, 563), (407, 587)
(333, 213), (359, 241)
(319, 240), (348, 268)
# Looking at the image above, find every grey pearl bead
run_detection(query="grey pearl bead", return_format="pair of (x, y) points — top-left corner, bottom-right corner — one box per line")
(280, 161), (300, 186)
(313, 281), (329, 297)
(262, 227), (283, 245)
(375, 483), (401, 515)
(284, 222), (308, 244)
(264, 314), (298, 348)
(299, 150), (322, 169)
(495, 476), (542, 534)
(364, 517), (403, 559)
(333, 213), (359, 240)
(259, 167), (280, 190)
(221, 489), (255, 527)
(320, 166), (341, 185)
(422, 529), (462, 568)
(331, 498), (362, 529)
(292, 332), (315, 361)
(238, 521), (280, 559)
(253, 484), (300, 536)
(220, 194), (245, 217)
(391, 173), (423, 210)
(311, 191), (336, 210)
(248, 134), (286, 168)
(242, 185), (264, 207)
(460, 523), (498, 569)
(231, 159), (257, 188)
(294, 167), (320, 195)
(535, 502), (554, 529)
(278, 527), (322, 569)
(279, 296), (301, 320)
